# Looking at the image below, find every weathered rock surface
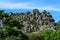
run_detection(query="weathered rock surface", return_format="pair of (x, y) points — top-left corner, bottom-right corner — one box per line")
(0, 17), (6, 27)
(11, 9), (56, 33)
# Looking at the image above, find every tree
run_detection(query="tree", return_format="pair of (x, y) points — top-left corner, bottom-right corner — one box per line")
(0, 26), (28, 40)
(0, 10), (4, 19)
(56, 21), (60, 30)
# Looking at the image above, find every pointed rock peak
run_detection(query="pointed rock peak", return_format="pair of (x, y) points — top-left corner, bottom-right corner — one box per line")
(33, 9), (39, 13)
(42, 10), (47, 14)
(33, 9), (40, 15)
(43, 10), (47, 12)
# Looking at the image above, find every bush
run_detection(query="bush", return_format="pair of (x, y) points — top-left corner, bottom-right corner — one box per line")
(0, 26), (28, 40)
(27, 33), (44, 40)
(26, 29), (60, 40)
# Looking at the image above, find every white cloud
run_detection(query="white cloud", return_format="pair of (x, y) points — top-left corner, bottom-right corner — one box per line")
(0, 2), (60, 12)
(0, 2), (28, 9)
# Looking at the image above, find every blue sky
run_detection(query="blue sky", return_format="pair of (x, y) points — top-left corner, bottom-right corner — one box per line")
(0, 0), (60, 22)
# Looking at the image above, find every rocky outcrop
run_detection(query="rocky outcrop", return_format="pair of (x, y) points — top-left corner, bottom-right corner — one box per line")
(13, 9), (56, 33)
(0, 17), (6, 27)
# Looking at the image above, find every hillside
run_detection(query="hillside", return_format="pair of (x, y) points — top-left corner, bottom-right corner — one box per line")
(0, 9), (60, 40)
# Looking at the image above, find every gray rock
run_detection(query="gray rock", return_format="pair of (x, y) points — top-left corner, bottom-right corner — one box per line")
(13, 9), (56, 33)
(0, 19), (3, 27)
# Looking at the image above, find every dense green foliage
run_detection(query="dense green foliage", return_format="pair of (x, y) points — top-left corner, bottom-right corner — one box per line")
(0, 10), (60, 40)
(27, 30), (60, 40)
(0, 26), (28, 40)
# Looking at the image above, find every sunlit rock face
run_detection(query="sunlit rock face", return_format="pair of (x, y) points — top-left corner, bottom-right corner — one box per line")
(0, 17), (6, 27)
(0, 19), (3, 27)
(13, 9), (56, 33)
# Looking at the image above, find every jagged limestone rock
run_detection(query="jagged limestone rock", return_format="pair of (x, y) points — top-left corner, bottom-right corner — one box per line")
(13, 9), (56, 33)
(0, 17), (6, 27)
(0, 19), (3, 27)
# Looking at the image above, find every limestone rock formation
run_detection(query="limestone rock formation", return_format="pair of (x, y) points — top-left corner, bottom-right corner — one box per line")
(0, 17), (6, 27)
(13, 9), (56, 33)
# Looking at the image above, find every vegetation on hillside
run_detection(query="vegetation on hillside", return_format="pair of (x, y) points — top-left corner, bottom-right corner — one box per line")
(0, 10), (60, 40)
